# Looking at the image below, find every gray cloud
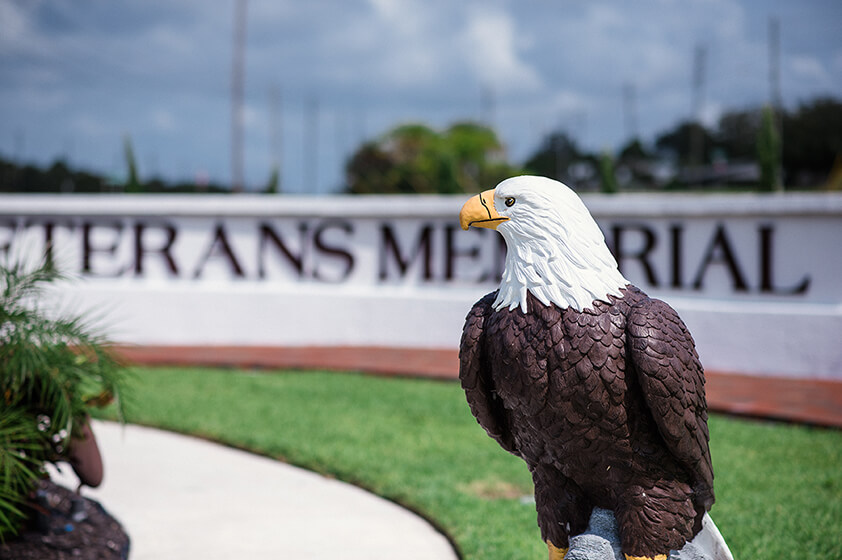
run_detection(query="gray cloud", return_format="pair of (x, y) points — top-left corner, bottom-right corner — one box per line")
(1, 0), (839, 193)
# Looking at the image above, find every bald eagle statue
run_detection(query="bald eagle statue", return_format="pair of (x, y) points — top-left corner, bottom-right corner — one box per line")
(458, 176), (729, 560)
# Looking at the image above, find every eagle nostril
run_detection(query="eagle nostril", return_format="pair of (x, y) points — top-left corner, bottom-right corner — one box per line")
(478, 193), (494, 220)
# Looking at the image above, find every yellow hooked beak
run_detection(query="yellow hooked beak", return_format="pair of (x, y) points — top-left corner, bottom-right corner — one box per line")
(459, 188), (509, 231)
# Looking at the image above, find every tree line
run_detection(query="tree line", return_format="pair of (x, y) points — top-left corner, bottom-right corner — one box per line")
(0, 136), (231, 195)
(2, 97), (839, 195)
(348, 97), (841, 194)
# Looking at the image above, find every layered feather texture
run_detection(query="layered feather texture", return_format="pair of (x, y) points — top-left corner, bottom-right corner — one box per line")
(490, 176), (628, 313)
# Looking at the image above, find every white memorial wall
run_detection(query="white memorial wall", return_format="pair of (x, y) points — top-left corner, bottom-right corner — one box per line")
(1, 192), (840, 379)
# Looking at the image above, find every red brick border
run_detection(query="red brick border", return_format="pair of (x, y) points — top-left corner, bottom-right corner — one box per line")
(114, 344), (459, 379)
(703, 371), (842, 428)
(114, 345), (842, 428)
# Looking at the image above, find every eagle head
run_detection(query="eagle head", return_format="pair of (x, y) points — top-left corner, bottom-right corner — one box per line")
(460, 175), (628, 314)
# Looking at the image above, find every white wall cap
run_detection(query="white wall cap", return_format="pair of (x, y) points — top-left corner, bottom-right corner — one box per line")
(2, 192), (842, 218)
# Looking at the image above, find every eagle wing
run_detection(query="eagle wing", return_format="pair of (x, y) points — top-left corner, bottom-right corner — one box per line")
(459, 292), (518, 455)
(627, 296), (715, 509)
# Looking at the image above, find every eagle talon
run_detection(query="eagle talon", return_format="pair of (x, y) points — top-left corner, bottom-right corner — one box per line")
(624, 554), (668, 560)
(547, 541), (568, 559)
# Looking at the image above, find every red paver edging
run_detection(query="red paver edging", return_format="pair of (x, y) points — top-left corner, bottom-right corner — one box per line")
(704, 371), (842, 428)
(114, 344), (459, 379)
(114, 345), (842, 428)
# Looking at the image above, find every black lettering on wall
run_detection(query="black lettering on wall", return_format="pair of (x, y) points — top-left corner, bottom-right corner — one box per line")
(24, 220), (76, 267)
(313, 220), (355, 282)
(82, 221), (125, 277)
(133, 223), (178, 276)
(379, 223), (433, 281)
(669, 223), (684, 289)
(193, 223), (245, 278)
(3, 213), (820, 300)
(610, 223), (660, 287)
(258, 222), (308, 278)
(42, 221), (58, 267)
(758, 224), (810, 294)
(692, 224), (748, 291)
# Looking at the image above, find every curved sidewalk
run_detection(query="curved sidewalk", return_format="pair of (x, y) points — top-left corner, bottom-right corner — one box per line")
(49, 421), (458, 560)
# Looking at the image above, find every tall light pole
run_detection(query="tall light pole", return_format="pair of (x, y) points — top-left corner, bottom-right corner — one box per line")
(267, 84), (282, 193)
(690, 44), (707, 167)
(623, 82), (638, 142)
(304, 95), (319, 194)
(769, 16), (784, 191)
(230, 0), (248, 192)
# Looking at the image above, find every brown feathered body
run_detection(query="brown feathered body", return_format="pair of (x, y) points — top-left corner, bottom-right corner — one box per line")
(460, 284), (714, 557)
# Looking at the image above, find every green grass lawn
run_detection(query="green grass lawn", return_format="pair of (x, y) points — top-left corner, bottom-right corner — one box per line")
(98, 367), (842, 559)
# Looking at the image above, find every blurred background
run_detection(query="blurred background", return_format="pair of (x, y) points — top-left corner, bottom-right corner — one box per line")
(1, 0), (840, 195)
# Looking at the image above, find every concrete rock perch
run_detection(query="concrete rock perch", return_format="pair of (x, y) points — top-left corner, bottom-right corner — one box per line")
(566, 508), (733, 560)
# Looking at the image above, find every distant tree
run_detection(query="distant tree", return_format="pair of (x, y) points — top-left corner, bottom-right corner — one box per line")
(123, 135), (141, 193)
(617, 138), (651, 163)
(144, 178), (168, 193)
(345, 122), (520, 194)
(0, 156), (104, 193)
(43, 160), (75, 193)
(347, 124), (453, 194)
(523, 131), (591, 184)
(265, 165), (280, 194)
(598, 151), (618, 193)
(655, 121), (716, 165)
(346, 142), (399, 194)
(0, 155), (236, 194)
(444, 122), (509, 192)
(389, 124), (457, 194)
(757, 105), (782, 191)
(782, 97), (842, 186)
(614, 138), (663, 190)
(717, 108), (762, 161)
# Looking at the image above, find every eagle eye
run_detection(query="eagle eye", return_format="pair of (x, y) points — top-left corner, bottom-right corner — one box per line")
(504, 197), (516, 207)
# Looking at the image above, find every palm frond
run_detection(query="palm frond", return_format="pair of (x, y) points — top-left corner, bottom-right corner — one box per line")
(0, 407), (46, 540)
(0, 257), (128, 539)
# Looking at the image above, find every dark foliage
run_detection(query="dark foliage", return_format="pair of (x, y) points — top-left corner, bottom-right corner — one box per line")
(346, 122), (523, 194)
(523, 132), (587, 183)
(0, 156), (230, 194)
(655, 121), (717, 166)
(782, 97), (842, 186)
(0, 260), (126, 539)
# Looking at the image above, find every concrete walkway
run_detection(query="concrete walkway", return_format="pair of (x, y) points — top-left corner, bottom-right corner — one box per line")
(49, 421), (458, 560)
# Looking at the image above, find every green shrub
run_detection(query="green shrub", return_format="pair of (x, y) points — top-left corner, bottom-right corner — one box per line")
(0, 260), (125, 539)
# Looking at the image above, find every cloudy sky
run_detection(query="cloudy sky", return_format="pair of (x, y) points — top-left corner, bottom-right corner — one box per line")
(1, 0), (840, 193)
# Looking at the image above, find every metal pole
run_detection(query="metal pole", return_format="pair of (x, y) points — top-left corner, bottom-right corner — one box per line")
(230, 0), (248, 192)
(769, 16), (784, 191)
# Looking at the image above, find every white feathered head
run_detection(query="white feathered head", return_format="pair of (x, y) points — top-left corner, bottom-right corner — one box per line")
(459, 175), (628, 313)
